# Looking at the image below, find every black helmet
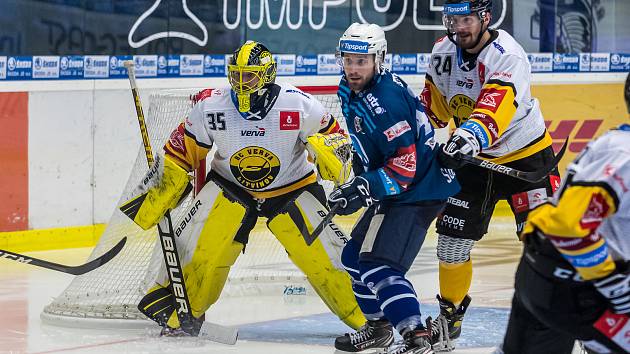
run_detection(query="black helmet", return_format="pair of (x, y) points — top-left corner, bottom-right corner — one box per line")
(625, 72), (630, 114)
(444, 0), (492, 14)
(443, 0), (493, 49)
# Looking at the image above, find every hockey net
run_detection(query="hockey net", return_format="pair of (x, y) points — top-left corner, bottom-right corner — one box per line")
(41, 86), (348, 328)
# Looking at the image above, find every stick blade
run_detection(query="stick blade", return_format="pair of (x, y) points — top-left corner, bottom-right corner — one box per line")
(198, 321), (238, 345)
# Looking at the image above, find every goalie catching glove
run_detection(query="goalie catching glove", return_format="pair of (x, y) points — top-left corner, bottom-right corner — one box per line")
(120, 154), (191, 230)
(328, 176), (376, 215)
(306, 133), (353, 185)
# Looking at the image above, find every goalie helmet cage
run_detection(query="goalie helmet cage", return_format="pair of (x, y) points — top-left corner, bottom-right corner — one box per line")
(41, 85), (346, 329)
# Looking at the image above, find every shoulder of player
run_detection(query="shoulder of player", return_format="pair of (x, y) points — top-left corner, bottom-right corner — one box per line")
(278, 82), (315, 101)
(192, 86), (232, 109)
(592, 126), (630, 155)
(430, 35), (455, 55)
(274, 83), (326, 120)
(482, 30), (529, 64)
(369, 74), (412, 110)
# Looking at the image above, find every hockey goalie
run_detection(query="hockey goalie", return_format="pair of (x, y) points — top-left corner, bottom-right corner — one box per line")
(120, 40), (365, 335)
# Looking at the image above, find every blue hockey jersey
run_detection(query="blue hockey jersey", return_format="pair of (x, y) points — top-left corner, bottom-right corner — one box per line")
(338, 70), (460, 203)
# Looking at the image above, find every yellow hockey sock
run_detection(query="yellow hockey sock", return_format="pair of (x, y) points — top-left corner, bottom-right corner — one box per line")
(439, 259), (472, 306)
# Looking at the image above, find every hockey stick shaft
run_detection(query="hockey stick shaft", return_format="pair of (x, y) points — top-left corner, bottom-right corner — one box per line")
(457, 138), (568, 183)
(306, 202), (341, 244)
(0, 237), (126, 275)
(124, 61), (154, 165)
(124, 61), (196, 335)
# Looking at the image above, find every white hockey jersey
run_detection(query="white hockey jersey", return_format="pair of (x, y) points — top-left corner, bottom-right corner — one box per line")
(560, 126), (630, 263)
(524, 125), (630, 280)
(421, 30), (552, 164)
(164, 83), (342, 198)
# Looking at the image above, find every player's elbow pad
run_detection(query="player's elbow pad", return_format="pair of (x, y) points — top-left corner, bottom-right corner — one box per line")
(306, 133), (353, 185)
(120, 155), (191, 230)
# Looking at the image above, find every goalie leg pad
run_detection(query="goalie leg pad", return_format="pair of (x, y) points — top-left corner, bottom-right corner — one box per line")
(144, 180), (249, 329)
(266, 187), (365, 330)
(120, 155), (191, 230)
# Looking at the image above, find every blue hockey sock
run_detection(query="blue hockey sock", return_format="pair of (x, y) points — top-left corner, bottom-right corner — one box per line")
(360, 262), (423, 333)
(341, 239), (384, 319)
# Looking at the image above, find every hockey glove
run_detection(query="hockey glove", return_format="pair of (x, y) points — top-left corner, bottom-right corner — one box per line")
(593, 271), (630, 314)
(306, 133), (353, 185)
(438, 128), (481, 170)
(328, 176), (376, 216)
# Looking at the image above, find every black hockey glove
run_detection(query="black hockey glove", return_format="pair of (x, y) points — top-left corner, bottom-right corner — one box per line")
(328, 176), (376, 215)
(593, 271), (630, 314)
(438, 128), (482, 170)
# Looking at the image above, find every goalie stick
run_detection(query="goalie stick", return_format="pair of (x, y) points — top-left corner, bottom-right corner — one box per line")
(307, 202), (341, 243)
(456, 138), (568, 183)
(0, 237), (126, 275)
(123, 61), (237, 345)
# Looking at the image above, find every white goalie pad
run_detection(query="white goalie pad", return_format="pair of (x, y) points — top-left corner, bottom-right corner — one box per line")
(292, 190), (349, 270)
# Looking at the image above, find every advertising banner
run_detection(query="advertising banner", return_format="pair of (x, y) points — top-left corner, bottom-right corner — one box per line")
(533, 83), (627, 173)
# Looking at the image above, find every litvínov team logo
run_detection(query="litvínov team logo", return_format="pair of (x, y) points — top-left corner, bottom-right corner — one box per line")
(449, 94), (475, 125)
(230, 146), (280, 189)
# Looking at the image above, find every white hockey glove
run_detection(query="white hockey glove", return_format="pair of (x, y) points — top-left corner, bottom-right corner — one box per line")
(438, 128), (481, 170)
(327, 176), (376, 216)
(593, 271), (630, 314)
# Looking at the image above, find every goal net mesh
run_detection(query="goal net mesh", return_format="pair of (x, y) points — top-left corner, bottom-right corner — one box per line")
(41, 86), (346, 327)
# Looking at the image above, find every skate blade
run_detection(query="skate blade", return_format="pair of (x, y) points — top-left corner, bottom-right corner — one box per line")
(334, 348), (388, 354)
(432, 316), (455, 352)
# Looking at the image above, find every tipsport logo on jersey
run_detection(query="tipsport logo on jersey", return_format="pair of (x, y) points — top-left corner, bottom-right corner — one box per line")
(229, 146), (281, 190)
(449, 94), (476, 126)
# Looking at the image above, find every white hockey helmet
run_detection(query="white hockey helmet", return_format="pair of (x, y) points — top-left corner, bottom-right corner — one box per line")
(337, 23), (387, 73)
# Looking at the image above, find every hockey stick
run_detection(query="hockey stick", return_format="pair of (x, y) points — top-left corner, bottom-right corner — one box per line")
(0, 237), (126, 275)
(123, 61), (237, 344)
(456, 138), (568, 183)
(306, 202), (341, 244)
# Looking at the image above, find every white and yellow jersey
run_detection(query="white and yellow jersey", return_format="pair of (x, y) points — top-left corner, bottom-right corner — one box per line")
(164, 83), (343, 198)
(421, 29), (552, 164)
(524, 125), (630, 280)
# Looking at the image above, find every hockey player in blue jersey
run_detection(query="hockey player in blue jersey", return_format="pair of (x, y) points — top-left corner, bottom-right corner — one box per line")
(330, 23), (461, 354)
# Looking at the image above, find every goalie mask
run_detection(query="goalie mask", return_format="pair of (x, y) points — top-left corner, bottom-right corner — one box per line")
(228, 41), (277, 113)
(337, 23), (388, 75)
(443, 0), (492, 50)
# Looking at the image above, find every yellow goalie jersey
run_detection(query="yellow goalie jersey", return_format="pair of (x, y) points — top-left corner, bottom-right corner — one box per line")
(421, 29), (552, 164)
(524, 125), (630, 280)
(164, 83), (343, 198)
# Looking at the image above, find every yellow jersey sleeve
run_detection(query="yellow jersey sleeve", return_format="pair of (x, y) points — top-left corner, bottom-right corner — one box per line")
(420, 74), (452, 129)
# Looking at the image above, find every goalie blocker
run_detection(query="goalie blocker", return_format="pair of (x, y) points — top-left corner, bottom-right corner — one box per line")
(131, 168), (365, 331)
